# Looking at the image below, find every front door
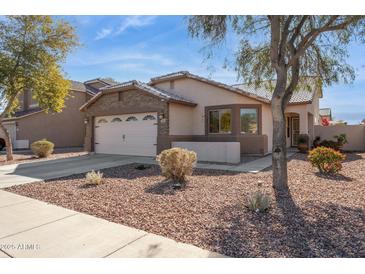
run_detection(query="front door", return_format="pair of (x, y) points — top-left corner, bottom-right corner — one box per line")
(291, 117), (300, 146)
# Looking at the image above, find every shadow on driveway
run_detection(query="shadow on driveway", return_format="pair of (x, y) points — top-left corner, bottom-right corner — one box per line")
(0, 154), (146, 188)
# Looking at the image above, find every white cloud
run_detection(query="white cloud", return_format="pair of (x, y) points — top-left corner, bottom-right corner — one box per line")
(69, 50), (174, 67)
(95, 28), (113, 40)
(94, 16), (157, 40)
(116, 16), (156, 34)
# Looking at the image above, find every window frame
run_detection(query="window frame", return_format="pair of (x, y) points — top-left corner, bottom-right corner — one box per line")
(208, 108), (232, 134)
(240, 107), (259, 135)
(142, 114), (156, 121)
(126, 116), (138, 122)
(111, 117), (122, 123)
(97, 118), (108, 124)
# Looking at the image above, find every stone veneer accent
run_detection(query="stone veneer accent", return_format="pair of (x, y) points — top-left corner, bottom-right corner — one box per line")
(83, 88), (169, 153)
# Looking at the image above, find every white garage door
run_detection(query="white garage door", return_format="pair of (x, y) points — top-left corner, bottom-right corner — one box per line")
(94, 112), (158, 156)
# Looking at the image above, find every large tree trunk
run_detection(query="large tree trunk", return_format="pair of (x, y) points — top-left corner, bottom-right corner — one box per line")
(271, 79), (288, 193)
(0, 121), (13, 161)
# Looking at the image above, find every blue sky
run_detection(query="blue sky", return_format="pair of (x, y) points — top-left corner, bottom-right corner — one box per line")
(62, 15), (365, 124)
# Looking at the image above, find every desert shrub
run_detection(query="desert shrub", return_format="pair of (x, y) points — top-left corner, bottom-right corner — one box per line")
(297, 134), (309, 145)
(247, 182), (270, 213)
(319, 139), (339, 150)
(312, 136), (321, 148)
(85, 170), (103, 185)
(319, 133), (348, 151)
(334, 133), (348, 148)
(308, 146), (346, 174)
(31, 139), (54, 158)
(156, 147), (197, 184)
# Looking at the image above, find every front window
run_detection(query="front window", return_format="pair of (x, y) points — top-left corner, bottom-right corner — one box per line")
(240, 108), (258, 134)
(209, 109), (231, 134)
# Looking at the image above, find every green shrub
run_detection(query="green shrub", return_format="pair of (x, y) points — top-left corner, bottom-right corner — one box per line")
(247, 182), (270, 213)
(156, 147), (197, 185)
(308, 146), (346, 174)
(334, 134), (348, 148)
(319, 140), (339, 150)
(319, 133), (348, 151)
(297, 134), (309, 145)
(31, 139), (54, 158)
(312, 136), (321, 148)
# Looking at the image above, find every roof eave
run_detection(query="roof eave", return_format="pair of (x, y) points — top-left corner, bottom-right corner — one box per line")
(2, 110), (45, 120)
(151, 74), (271, 104)
(288, 100), (313, 105)
(168, 99), (197, 107)
(80, 82), (196, 111)
(149, 75), (187, 85)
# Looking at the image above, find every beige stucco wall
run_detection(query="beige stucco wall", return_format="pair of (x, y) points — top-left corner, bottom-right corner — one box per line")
(156, 78), (273, 152)
(155, 79), (264, 135)
(15, 90), (88, 148)
(169, 103), (194, 135)
(314, 125), (365, 151)
(155, 78), (320, 153)
(286, 104), (309, 134)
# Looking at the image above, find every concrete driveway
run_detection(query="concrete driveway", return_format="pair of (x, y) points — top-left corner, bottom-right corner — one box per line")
(0, 154), (156, 188)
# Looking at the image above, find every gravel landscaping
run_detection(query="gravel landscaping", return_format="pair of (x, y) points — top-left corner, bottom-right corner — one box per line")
(6, 153), (365, 258)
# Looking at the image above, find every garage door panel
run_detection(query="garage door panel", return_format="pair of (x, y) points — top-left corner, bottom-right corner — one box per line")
(94, 112), (157, 156)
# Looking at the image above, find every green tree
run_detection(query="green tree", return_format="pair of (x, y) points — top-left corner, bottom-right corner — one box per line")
(188, 16), (365, 193)
(0, 16), (79, 160)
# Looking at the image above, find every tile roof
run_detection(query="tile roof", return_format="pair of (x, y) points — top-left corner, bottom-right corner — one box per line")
(150, 71), (271, 104)
(71, 78), (121, 95)
(101, 80), (196, 105)
(70, 80), (87, 92)
(99, 78), (120, 86)
(5, 107), (43, 120)
(233, 83), (316, 104)
(80, 80), (196, 111)
(151, 71), (318, 105)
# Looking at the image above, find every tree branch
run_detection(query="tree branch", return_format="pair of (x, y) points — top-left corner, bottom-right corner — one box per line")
(288, 16), (340, 65)
(269, 16), (281, 70)
(278, 16), (293, 65)
(0, 94), (18, 118)
(289, 15), (309, 45)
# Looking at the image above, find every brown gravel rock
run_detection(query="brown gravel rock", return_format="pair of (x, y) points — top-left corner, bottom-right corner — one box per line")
(6, 153), (365, 257)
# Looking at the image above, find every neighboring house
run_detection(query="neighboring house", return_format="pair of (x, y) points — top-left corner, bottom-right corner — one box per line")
(319, 108), (332, 124)
(0, 78), (118, 150)
(80, 71), (322, 157)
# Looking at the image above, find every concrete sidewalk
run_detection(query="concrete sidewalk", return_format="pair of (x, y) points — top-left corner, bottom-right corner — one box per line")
(0, 190), (224, 258)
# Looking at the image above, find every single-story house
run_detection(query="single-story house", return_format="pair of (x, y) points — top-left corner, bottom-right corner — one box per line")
(80, 71), (322, 161)
(1, 78), (118, 149)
